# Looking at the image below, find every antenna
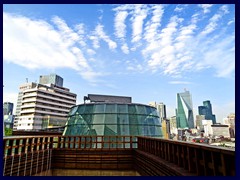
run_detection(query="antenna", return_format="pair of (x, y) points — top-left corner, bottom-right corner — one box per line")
(26, 78), (28, 83)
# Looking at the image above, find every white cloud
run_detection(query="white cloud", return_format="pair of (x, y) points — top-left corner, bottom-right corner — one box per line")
(89, 35), (100, 49)
(121, 43), (129, 54)
(227, 19), (234, 25)
(198, 4), (213, 14)
(174, 5), (183, 12)
(3, 12), (105, 83)
(74, 23), (87, 47)
(87, 49), (96, 55)
(94, 24), (117, 50)
(220, 5), (229, 14)
(131, 4), (148, 43)
(52, 16), (80, 46)
(146, 15), (182, 75)
(201, 5), (230, 36)
(114, 10), (128, 39)
(144, 5), (164, 43)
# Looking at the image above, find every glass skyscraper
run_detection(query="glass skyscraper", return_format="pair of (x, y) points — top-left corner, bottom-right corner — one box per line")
(176, 91), (194, 129)
(198, 100), (216, 124)
(3, 102), (13, 115)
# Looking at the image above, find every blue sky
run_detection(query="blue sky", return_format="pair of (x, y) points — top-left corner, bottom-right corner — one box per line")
(3, 4), (235, 123)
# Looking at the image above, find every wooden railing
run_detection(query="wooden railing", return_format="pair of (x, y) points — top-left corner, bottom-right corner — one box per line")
(136, 136), (235, 176)
(3, 135), (235, 176)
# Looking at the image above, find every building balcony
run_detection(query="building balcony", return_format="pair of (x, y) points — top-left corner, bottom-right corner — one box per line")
(3, 135), (235, 176)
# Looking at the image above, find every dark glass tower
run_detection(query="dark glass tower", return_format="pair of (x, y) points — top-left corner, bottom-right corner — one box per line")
(3, 102), (13, 115)
(176, 91), (194, 129)
(198, 100), (216, 124)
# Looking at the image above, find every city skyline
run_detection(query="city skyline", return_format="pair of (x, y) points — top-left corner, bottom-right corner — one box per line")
(3, 4), (235, 123)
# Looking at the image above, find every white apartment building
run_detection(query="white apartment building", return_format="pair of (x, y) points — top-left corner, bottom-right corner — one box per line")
(13, 76), (76, 130)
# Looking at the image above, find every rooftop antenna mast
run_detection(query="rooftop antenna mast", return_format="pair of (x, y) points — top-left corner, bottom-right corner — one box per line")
(26, 78), (28, 83)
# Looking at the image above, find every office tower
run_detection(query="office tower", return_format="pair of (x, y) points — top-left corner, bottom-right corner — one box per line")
(198, 100), (216, 124)
(3, 102), (13, 115)
(162, 119), (170, 139)
(3, 102), (15, 129)
(157, 103), (166, 121)
(195, 115), (205, 131)
(169, 116), (177, 134)
(148, 102), (166, 122)
(39, 74), (63, 87)
(13, 74), (76, 131)
(176, 90), (194, 129)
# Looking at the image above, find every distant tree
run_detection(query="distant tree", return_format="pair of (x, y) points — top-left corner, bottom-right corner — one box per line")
(5, 128), (12, 136)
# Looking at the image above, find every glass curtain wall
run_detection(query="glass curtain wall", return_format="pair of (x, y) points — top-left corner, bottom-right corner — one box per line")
(63, 103), (162, 138)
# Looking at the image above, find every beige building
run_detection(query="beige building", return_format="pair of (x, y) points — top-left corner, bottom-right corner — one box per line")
(149, 101), (166, 122)
(196, 115), (205, 131)
(13, 74), (76, 130)
(169, 116), (177, 134)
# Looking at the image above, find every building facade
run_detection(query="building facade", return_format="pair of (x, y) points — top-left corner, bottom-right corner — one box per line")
(63, 95), (163, 139)
(149, 102), (166, 122)
(169, 116), (177, 135)
(195, 115), (205, 131)
(198, 100), (216, 124)
(3, 102), (14, 115)
(176, 90), (194, 129)
(39, 74), (63, 87)
(13, 74), (76, 131)
(3, 102), (14, 129)
(161, 119), (170, 139)
(223, 113), (235, 138)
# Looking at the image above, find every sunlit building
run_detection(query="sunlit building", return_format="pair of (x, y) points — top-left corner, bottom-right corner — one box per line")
(176, 90), (194, 129)
(149, 102), (166, 122)
(13, 74), (76, 130)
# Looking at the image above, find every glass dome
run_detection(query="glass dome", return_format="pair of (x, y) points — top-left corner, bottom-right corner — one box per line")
(63, 103), (163, 137)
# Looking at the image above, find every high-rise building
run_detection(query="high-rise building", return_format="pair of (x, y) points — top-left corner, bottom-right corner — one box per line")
(162, 119), (170, 139)
(157, 103), (166, 121)
(198, 100), (216, 124)
(3, 102), (14, 129)
(176, 90), (194, 129)
(195, 115), (205, 131)
(3, 102), (14, 115)
(169, 116), (177, 135)
(39, 74), (63, 87)
(13, 74), (76, 131)
(148, 102), (166, 122)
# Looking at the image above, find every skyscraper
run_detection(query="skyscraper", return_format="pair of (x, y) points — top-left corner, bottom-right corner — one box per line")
(3, 102), (15, 129)
(198, 100), (216, 124)
(3, 102), (13, 115)
(176, 90), (194, 129)
(148, 102), (166, 122)
(157, 103), (166, 121)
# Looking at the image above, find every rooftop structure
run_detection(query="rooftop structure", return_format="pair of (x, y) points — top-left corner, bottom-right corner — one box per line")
(63, 95), (162, 138)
